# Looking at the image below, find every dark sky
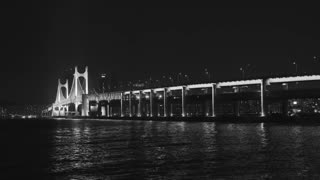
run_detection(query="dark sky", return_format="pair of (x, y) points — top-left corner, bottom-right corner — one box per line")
(1, 3), (320, 105)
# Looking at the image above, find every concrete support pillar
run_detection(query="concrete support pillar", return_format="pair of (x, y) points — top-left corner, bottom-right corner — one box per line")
(129, 92), (132, 117)
(211, 84), (216, 117)
(282, 82), (288, 116)
(60, 107), (65, 116)
(120, 93), (123, 117)
(150, 90), (153, 117)
(58, 106), (61, 116)
(164, 88), (167, 117)
(85, 66), (89, 94)
(65, 106), (69, 116)
(101, 106), (106, 116)
(82, 95), (89, 116)
(107, 104), (110, 117)
(182, 86), (186, 117)
(75, 77), (78, 97)
(260, 80), (266, 117)
(138, 91), (141, 117)
(75, 102), (80, 116)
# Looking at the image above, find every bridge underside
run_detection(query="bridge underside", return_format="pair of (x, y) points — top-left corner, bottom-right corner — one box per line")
(85, 88), (320, 118)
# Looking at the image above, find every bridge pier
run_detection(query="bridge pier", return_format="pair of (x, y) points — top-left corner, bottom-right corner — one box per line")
(164, 88), (167, 117)
(212, 84), (216, 117)
(129, 92), (132, 117)
(260, 80), (266, 117)
(120, 92), (124, 117)
(60, 106), (64, 116)
(75, 102), (79, 116)
(182, 86), (186, 117)
(107, 104), (110, 117)
(81, 95), (89, 116)
(138, 91), (142, 117)
(150, 90), (153, 117)
(101, 105), (106, 116)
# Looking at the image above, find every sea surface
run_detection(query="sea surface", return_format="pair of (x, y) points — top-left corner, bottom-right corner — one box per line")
(1, 118), (320, 179)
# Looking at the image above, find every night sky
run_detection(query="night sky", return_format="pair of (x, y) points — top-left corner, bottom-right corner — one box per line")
(1, 4), (320, 105)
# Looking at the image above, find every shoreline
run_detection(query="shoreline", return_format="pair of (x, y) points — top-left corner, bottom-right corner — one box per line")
(3, 115), (320, 124)
(50, 115), (320, 124)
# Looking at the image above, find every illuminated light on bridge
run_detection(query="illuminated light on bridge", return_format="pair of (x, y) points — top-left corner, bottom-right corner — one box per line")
(267, 75), (320, 84)
(42, 66), (320, 118)
(217, 79), (262, 87)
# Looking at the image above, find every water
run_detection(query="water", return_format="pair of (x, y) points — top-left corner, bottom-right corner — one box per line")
(1, 119), (320, 179)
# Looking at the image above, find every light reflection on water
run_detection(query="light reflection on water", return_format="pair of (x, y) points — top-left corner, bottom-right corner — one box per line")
(3, 119), (320, 179)
(47, 120), (320, 179)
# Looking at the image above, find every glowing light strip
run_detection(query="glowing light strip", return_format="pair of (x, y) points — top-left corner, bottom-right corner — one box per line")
(124, 91), (130, 95)
(132, 90), (140, 94)
(217, 79), (262, 87)
(153, 88), (165, 92)
(142, 89), (151, 93)
(268, 75), (320, 83)
(187, 83), (214, 89)
(167, 86), (183, 91)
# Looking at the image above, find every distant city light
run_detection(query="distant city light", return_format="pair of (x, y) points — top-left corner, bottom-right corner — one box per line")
(293, 101), (298, 105)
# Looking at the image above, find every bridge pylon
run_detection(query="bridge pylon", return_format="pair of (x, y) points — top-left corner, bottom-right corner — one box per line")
(74, 66), (89, 96)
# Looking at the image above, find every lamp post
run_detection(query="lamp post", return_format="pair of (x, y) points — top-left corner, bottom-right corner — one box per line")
(204, 68), (210, 82)
(240, 67), (245, 79)
(313, 56), (319, 74)
(169, 76), (174, 85)
(184, 74), (189, 84)
(177, 72), (182, 85)
(292, 61), (298, 75)
(240, 64), (250, 79)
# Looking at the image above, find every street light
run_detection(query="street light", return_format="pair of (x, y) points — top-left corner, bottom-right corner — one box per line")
(313, 56), (319, 74)
(204, 68), (210, 82)
(184, 74), (189, 84)
(240, 64), (250, 79)
(292, 61), (298, 75)
(240, 67), (244, 79)
(177, 72), (182, 85)
(168, 76), (174, 85)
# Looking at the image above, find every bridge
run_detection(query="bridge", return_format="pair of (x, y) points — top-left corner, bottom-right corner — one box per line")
(42, 66), (320, 118)
(42, 66), (88, 117)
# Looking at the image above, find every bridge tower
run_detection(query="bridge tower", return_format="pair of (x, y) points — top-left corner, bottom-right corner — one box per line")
(52, 79), (68, 116)
(67, 66), (89, 116)
(74, 66), (89, 96)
